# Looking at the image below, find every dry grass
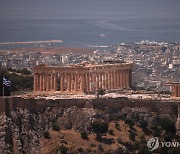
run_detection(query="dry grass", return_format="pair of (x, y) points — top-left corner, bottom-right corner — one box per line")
(39, 120), (151, 154)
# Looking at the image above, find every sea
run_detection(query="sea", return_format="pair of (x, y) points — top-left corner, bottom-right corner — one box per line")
(0, 0), (180, 49)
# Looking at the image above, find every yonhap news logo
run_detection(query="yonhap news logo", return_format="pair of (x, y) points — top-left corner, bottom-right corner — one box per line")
(147, 137), (159, 151)
(147, 137), (180, 151)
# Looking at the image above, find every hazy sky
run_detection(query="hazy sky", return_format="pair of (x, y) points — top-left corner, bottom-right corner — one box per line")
(0, 0), (180, 20)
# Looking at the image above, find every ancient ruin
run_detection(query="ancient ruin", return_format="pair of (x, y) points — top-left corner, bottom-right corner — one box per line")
(168, 82), (180, 97)
(33, 62), (133, 93)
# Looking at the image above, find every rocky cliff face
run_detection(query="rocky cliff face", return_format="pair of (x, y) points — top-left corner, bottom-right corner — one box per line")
(0, 104), (178, 154)
(0, 106), (108, 153)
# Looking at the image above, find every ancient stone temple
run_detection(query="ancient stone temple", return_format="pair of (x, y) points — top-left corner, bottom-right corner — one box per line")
(168, 82), (180, 97)
(33, 62), (133, 94)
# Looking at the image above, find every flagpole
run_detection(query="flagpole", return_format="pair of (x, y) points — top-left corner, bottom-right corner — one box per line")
(2, 82), (4, 97)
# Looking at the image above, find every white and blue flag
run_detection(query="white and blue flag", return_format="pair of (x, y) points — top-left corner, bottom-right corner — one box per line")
(3, 77), (11, 87)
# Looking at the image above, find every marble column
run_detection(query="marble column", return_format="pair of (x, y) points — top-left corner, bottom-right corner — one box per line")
(105, 72), (108, 90)
(60, 73), (64, 92)
(124, 70), (127, 88)
(90, 73), (93, 91)
(93, 73), (96, 91)
(40, 73), (43, 91)
(108, 72), (111, 90)
(124, 70), (128, 88)
(37, 74), (40, 91)
(120, 70), (123, 88)
(172, 86), (175, 97)
(53, 73), (57, 91)
(39, 73), (41, 91)
(129, 70), (132, 88)
(38, 74), (40, 91)
(42, 73), (45, 91)
(111, 71), (115, 89)
(46, 74), (50, 91)
(80, 73), (85, 92)
(121, 70), (125, 88)
(50, 73), (53, 90)
(67, 73), (71, 91)
(114, 71), (117, 89)
(117, 70), (121, 88)
(99, 73), (102, 89)
(126, 70), (129, 87)
(65, 73), (68, 91)
(71, 73), (74, 91)
(101, 73), (105, 89)
(96, 73), (99, 90)
(84, 73), (86, 92)
(121, 70), (124, 88)
(117, 70), (120, 88)
(89, 73), (92, 91)
(86, 73), (90, 92)
(74, 73), (78, 92)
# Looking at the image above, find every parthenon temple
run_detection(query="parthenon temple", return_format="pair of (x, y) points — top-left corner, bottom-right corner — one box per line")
(33, 62), (133, 94)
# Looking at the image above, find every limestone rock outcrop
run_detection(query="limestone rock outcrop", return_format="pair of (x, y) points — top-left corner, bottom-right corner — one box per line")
(0, 104), (178, 153)
(0, 106), (108, 153)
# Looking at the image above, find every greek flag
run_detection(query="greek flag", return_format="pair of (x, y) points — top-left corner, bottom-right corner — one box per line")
(3, 77), (11, 86)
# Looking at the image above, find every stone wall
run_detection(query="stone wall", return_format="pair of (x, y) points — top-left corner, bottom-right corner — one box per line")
(0, 97), (5, 114)
(0, 96), (179, 118)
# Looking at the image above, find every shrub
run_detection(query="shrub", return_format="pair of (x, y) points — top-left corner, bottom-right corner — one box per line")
(43, 131), (50, 139)
(87, 148), (92, 152)
(117, 137), (123, 144)
(129, 130), (136, 141)
(57, 145), (68, 154)
(160, 118), (176, 134)
(52, 123), (60, 131)
(152, 127), (161, 137)
(115, 122), (120, 131)
(77, 147), (83, 152)
(110, 114), (120, 121)
(0, 68), (33, 92)
(138, 136), (151, 154)
(91, 121), (108, 141)
(98, 144), (104, 152)
(140, 120), (148, 129)
(20, 68), (31, 75)
(81, 131), (88, 140)
(125, 118), (135, 128)
(109, 129), (114, 135)
(98, 89), (105, 95)
(91, 144), (96, 147)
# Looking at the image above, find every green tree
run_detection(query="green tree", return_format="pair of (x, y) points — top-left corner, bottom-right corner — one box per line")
(20, 68), (31, 75)
(125, 118), (135, 128)
(129, 130), (136, 141)
(140, 120), (148, 129)
(52, 123), (60, 131)
(81, 131), (88, 140)
(160, 118), (176, 134)
(0, 68), (33, 94)
(57, 145), (68, 154)
(108, 129), (114, 135)
(138, 136), (151, 154)
(91, 121), (108, 141)
(98, 88), (105, 96)
(43, 131), (50, 139)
